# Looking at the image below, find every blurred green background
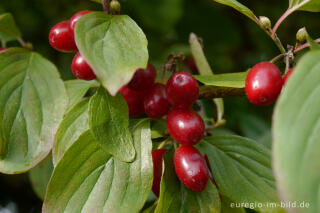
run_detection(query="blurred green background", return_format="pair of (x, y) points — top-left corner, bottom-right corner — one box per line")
(0, 0), (319, 212)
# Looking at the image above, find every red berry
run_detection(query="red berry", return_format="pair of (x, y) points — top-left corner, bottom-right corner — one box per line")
(72, 52), (96, 80)
(120, 86), (147, 117)
(185, 58), (198, 72)
(166, 72), (199, 109)
(283, 69), (294, 85)
(128, 64), (157, 91)
(49, 21), (77, 52)
(144, 83), (170, 118)
(174, 146), (209, 192)
(152, 149), (167, 197)
(0, 48), (8, 54)
(166, 109), (205, 146)
(245, 62), (283, 106)
(69, 10), (92, 39)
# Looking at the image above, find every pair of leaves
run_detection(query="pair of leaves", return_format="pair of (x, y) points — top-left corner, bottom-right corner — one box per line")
(273, 50), (320, 213)
(0, 48), (67, 174)
(0, 13), (21, 42)
(197, 135), (280, 212)
(44, 120), (153, 213)
(75, 12), (148, 96)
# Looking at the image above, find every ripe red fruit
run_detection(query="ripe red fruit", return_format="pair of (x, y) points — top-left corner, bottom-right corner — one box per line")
(120, 86), (147, 117)
(245, 62), (283, 106)
(283, 69), (294, 85)
(128, 64), (157, 91)
(166, 72), (199, 109)
(72, 52), (96, 80)
(166, 109), (205, 146)
(174, 146), (209, 192)
(144, 83), (170, 118)
(69, 10), (92, 39)
(49, 21), (77, 52)
(152, 149), (167, 197)
(0, 48), (8, 54)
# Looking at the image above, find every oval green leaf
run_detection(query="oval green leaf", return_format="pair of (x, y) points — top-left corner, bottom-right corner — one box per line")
(53, 98), (89, 165)
(75, 12), (148, 96)
(155, 149), (221, 213)
(43, 120), (153, 213)
(0, 13), (21, 42)
(289, 0), (320, 12)
(89, 87), (135, 162)
(194, 71), (248, 88)
(64, 79), (98, 112)
(273, 50), (320, 213)
(197, 135), (279, 212)
(29, 153), (53, 200)
(0, 48), (67, 174)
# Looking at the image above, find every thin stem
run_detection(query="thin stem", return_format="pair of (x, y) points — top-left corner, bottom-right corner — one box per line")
(270, 53), (287, 64)
(272, 1), (309, 37)
(17, 37), (26, 47)
(157, 138), (170, 149)
(272, 34), (286, 54)
(199, 86), (245, 99)
(102, 0), (110, 13)
(294, 38), (320, 53)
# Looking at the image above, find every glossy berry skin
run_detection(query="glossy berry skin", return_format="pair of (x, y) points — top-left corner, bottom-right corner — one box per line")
(283, 69), (294, 85)
(120, 86), (147, 117)
(166, 72), (199, 109)
(72, 52), (96, 80)
(174, 146), (209, 192)
(152, 149), (167, 197)
(69, 10), (92, 39)
(166, 109), (205, 146)
(0, 48), (8, 54)
(144, 83), (170, 118)
(49, 21), (77, 52)
(128, 64), (157, 91)
(245, 62), (283, 106)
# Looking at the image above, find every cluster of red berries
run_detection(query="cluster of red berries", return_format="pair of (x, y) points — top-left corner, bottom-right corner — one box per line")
(245, 61), (294, 106)
(123, 66), (211, 194)
(49, 11), (97, 81)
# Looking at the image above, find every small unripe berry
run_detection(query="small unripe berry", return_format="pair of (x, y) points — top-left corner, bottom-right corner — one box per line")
(296, 27), (307, 44)
(110, 0), (121, 14)
(259, 16), (271, 29)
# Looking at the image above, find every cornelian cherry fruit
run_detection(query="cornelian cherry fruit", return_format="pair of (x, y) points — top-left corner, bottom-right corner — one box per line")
(128, 64), (157, 91)
(71, 52), (96, 80)
(151, 149), (167, 197)
(49, 21), (77, 52)
(144, 83), (170, 118)
(283, 68), (294, 85)
(120, 86), (147, 117)
(174, 146), (209, 192)
(69, 10), (92, 39)
(245, 62), (282, 106)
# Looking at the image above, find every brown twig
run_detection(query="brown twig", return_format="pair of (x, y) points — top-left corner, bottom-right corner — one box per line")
(199, 86), (245, 99)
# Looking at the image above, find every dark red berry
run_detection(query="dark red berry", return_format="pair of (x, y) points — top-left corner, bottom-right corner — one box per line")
(166, 109), (205, 146)
(71, 52), (96, 80)
(166, 72), (199, 109)
(245, 62), (283, 106)
(152, 148), (167, 197)
(185, 58), (197, 72)
(120, 86), (147, 117)
(174, 146), (209, 192)
(0, 48), (8, 54)
(128, 64), (157, 91)
(283, 68), (294, 85)
(69, 10), (92, 39)
(144, 83), (170, 118)
(49, 21), (77, 52)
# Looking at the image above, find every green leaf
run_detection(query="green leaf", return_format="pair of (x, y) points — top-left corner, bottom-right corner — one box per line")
(289, 0), (320, 12)
(43, 120), (153, 213)
(75, 12), (148, 96)
(155, 149), (221, 213)
(211, 0), (257, 22)
(306, 35), (320, 50)
(0, 48), (67, 174)
(29, 153), (53, 200)
(273, 50), (320, 213)
(197, 135), (279, 212)
(89, 87), (135, 162)
(64, 79), (98, 112)
(194, 71), (248, 88)
(53, 98), (89, 165)
(0, 13), (21, 42)
(151, 119), (167, 139)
